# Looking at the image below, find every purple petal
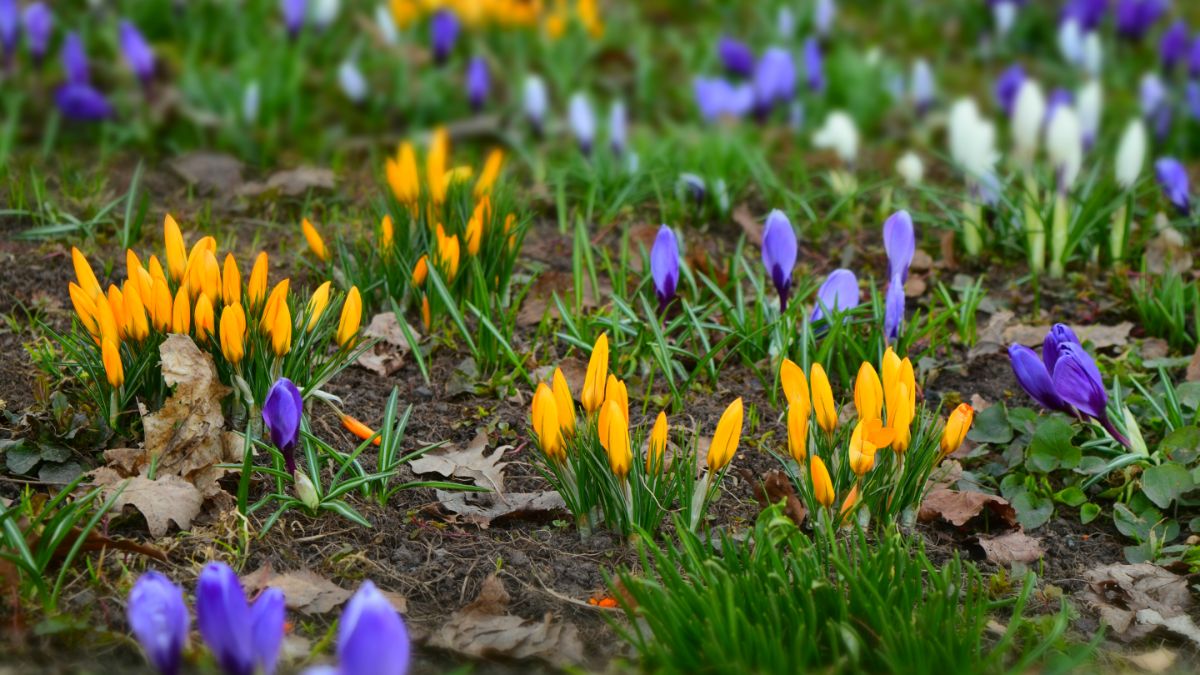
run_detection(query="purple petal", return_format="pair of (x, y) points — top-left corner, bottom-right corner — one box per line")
(119, 20), (155, 83)
(430, 9), (459, 64)
(1008, 344), (1070, 413)
(810, 268), (859, 323)
(882, 210), (915, 282)
(62, 31), (89, 85)
(650, 225), (679, 310)
(1042, 323), (1081, 372)
(753, 47), (795, 117)
(251, 589), (286, 675)
(803, 38), (824, 94)
(1156, 157), (1191, 215)
(761, 209), (798, 307)
(1052, 342), (1109, 420)
(128, 571), (189, 675)
(263, 378), (303, 473)
(338, 581), (411, 675)
(197, 563), (255, 675)
(995, 64), (1025, 117)
(884, 274), (905, 341)
(55, 83), (113, 121)
(1160, 20), (1190, 71)
(465, 56), (488, 112)
(0, 0), (17, 56)
(717, 36), (754, 78)
(281, 0), (307, 37)
(22, 3), (52, 62)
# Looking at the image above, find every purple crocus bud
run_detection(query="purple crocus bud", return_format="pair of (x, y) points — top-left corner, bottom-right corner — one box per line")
(62, 31), (88, 84)
(994, 64), (1025, 117)
(0, 0), (17, 59)
(810, 269), (859, 323)
(718, 35), (754, 78)
(335, 581), (411, 675)
(678, 173), (706, 205)
(569, 92), (596, 155)
(1155, 157), (1191, 215)
(694, 77), (754, 122)
(650, 225), (680, 313)
(814, 0), (835, 38)
(752, 47), (795, 118)
(466, 56), (488, 112)
(1008, 344), (1071, 413)
(263, 377), (303, 473)
(22, 3), (51, 65)
(127, 572), (189, 675)
(608, 100), (627, 157)
(55, 84), (113, 121)
(1114, 0), (1166, 41)
(281, 0), (307, 39)
(803, 38), (824, 94)
(118, 20), (155, 84)
(1051, 341), (1108, 420)
(1160, 20), (1189, 72)
(884, 275), (905, 341)
(1187, 81), (1200, 121)
(1062, 0), (1108, 31)
(197, 562), (285, 675)
(882, 210), (915, 282)
(430, 9), (459, 65)
(761, 210), (798, 310)
(910, 59), (935, 115)
(1042, 323), (1080, 373)
(1190, 37), (1200, 78)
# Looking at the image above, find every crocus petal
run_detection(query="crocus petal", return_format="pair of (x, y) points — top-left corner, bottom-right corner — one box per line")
(568, 93), (596, 154)
(55, 84), (113, 121)
(810, 269), (860, 323)
(882, 210), (915, 282)
(1042, 323), (1081, 372)
(430, 9), (459, 63)
(281, 0), (307, 37)
(466, 56), (488, 111)
(263, 378), (303, 472)
(337, 581), (411, 675)
(608, 100), (627, 157)
(62, 32), (89, 84)
(995, 64), (1025, 117)
(761, 209), (798, 309)
(1009, 344), (1070, 413)
(22, 3), (52, 63)
(1052, 342), (1109, 420)
(118, 20), (155, 83)
(1155, 157), (1191, 215)
(803, 38), (825, 94)
(717, 35), (754, 77)
(523, 74), (547, 130)
(251, 588), (286, 675)
(128, 571), (189, 675)
(884, 275), (905, 341)
(1160, 20), (1190, 71)
(650, 225), (680, 311)
(197, 563), (255, 675)
(752, 47), (795, 117)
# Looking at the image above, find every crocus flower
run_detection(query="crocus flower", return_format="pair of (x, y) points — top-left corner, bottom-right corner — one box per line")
(810, 269), (859, 323)
(752, 47), (795, 118)
(21, 3), (51, 65)
(1115, 118), (1147, 190)
(694, 77), (754, 122)
(777, 6), (796, 39)
(994, 64), (1025, 117)
(312, 0), (339, 29)
(1082, 31), (1103, 76)
(677, 173), (706, 205)
(884, 278), (905, 340)
(1156, 157), (1190, 215)
(718, 35), (754, 77)
(650, 225), (679, 312)
(1046, 105), (1083, 192)
(0, 0), (16, 59)
(761, 210), (798, 310)
(1077, 80), (1102, 148)
(814, 0), (835, 37)
(608, 100), (627, 157)
(315, 581), (411, 675)
(1187, 82), (1200, 122)
(127, 571), (189, 675)
(895, 151), (924, 186)
(263, 377), (303, 473)
(1160, 20), (1189, 71)
(883, 210), (915, 282)
(1045, 88), (1073, 128)
(523, 74), (548, 134)
(430, 9), (459, 64)
(568, 92), (596, 155)
(119, 20), (155, 84)
(948, 98), (999, 195)
(811, 111), (858, 165)
(990, 0), (1020, 37)
(1051, 341), (1110, 421)
(62, 31), (88, 84)
(1062, 0), (1108, 31)
(1140, 72), (1172, 140)
(803, 38), (824, 94)
(56, 84), (113, 121)
(196, 562), (286, 675)
(242, 80), (261, 124)
(910, 59), (935, 115)
(1114, 0), (1166, 41)
(374, 4), (398, 44)
(465, 56), (488, 111)
(1009, 344), (1071, 412)
(338, 59), (367, 103)
(1011, 79), (1045, 163)
(1057, 18), (1084, 65)
(281, 0), (307, 38)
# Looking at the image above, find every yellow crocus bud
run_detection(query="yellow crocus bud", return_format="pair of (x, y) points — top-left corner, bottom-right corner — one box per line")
(302, 218), (329, 262)
(336, 286), (362, 348)
(194, 293), (215, 343)
(648, 411), (668, 472)
(185, 236), (217, 293)
(854, 362), (883, 423)
(465, 199), (487, 256)
(151, 276), (173, 331)
(93, 293), (120, 344)
(787, 404), (808, 463)
(551, 367), (575, 435)
(101, 338), (124, 388)
(260, 279), (291, 332)
(106, 286), (127, 340)
(220, 303), (246, 365)
(531, 383), (562, 459)
(163, 214), (188, 283)
(126, 248), (146, 287)
(811, 362), (837, 434)
(890, 383), (914, 453)
(438, 233), (461, 281)
(171, 286), (191, 334)
(601, 400), (631, 480)
(222, 254), (241, 307)
(474, 149), (504, 197)
(307, 281), (332, 331)
(604, 374), (628, 423)
(811, 455), (835, 508)
(129, 251), (152, 304)
(199, 250), (221, 302)
(412, 255), (429, 287)
(420, 294), (431, 330)
(882, 348), (902, 417)
(780, 358), (810, 419)
(840, 484), (860, 519)
(940, 404), (974, 458)
(380, 215), (394, 253)
(271, 302), (292, 357)
(442, 166), (473, 194)
(901, 357), (917, 411)
(147, 254), (167, 285)
(848, 423), (876, 476)
(706, 398), (744, 472)
(388, 0), (418, 28)
(580, 333), (609, 413)
(427, 127), (449, 204)
(122, 281), (150, 342)
(247, 252), (269, 308)
(69, 282), (99, 337)
(387, 142), (420, 204)
(72, 247), (102, 300)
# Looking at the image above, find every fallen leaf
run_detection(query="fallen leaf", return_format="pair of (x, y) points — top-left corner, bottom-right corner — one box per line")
(968, 310), (1014, 361)
(744, 469), (806, 526)
(238, 166), (335, 198)
(170, 152), (244, 196)
(436, 490), (566, 528)
(973, 530), (1043, 564)
(1082, 563), (1192, 641)
(626, 223), (661, 272)
(910, 249), (933, 271)
(939, 230), (957, 269)
(1142, 338), (1170, 361)
(903, 276), (926, 298)
(969, 394), (991, 411)
(532, 357), (587, 400)
(1144, 224), (1192, 276)
(102, 475), (203, 538)
(355, 312), (414, 377)
(517, 270), (604, 327)
(918, 488), (1019, 532)
(429, 573), (584, 668)
(1003, 322), (1131, 350)
(732, 204), (763, 245)
(1135, 609), (1200, 648)
(1128, 647), (1178, 672)
(243, 566), (352, 615)
(410, 430), (506, 492)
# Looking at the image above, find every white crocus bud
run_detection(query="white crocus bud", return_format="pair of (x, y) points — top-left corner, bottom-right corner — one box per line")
(338, 59), (368, 103)
(374, 4), (398, 44)
(948, 98), (998, 183)
(896, 151), (925, 186)
(1057, 18), (1083, 65)
(294, 471), (320, 510)
(312, 0), (340, 29)
(1082, 31), (1102, 76)
(811, 110), (859, 165)
(1011, 80), (1046, 164)
(1077, 80), (1102, 148)
(1115, 118), (1148, 190)
(992, 1), (1017, 38)
(1045, 105), (1083, 191)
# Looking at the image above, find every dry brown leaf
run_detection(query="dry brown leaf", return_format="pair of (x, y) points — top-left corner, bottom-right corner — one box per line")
(410, 430), (506, 492)
(355, 312), (414, 377)
(532, 357), (587, 400)
(745, 469), (806, 526)
(1003, 322), (1131, 350)
(170, 152), (244, 195)
(436, 490), (566, 528)
(903, 276), (926, 298)
(517, 270), (605, 327)
(627, 223), (662, 273)
(101, 475), (203, 538)
(939, 230), (957, 269)
(1136, 610), (1200, 648)
(732, 204), (763, 245)
(1144, 223), (1192, 275)
(428, 573), (584, 668)
(238, 166), (335, 198)
(242, 566), (352, 615)
(910, 249), (934, 271)
(1128, 647), (1178, 673)
(1141, 338), (1170, 361)
(1082, 563), (1192, 641)
(918, 488), (1019, 532)
(973, 530), (1043, 564)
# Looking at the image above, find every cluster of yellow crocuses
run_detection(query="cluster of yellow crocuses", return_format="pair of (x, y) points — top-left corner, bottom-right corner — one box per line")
(779, 349), (974, 516)
(388, 0), (602, 38)
(68, 214), (362, 396)
(531, 333), (744, 483)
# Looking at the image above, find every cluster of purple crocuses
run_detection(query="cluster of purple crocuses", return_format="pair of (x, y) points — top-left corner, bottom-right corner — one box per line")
(1008, 324), (1130, 448)
(693, 33), (824, 123)
(128, 562), (410, 674)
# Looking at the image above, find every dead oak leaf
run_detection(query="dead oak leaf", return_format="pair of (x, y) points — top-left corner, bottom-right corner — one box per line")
(436, 490), (566, 528)
(410, 430), (506, 493)
(99, 474), (203, 538)
(517, 270), (605, 327)
(972, 530), (1044, 564)
(242, 566), (352, 615)
(918, 488), (1018, 532)
(1082, 563), (1192, 642)
(1003, 322), (1131, 350)
(355, 312), (414, 377)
